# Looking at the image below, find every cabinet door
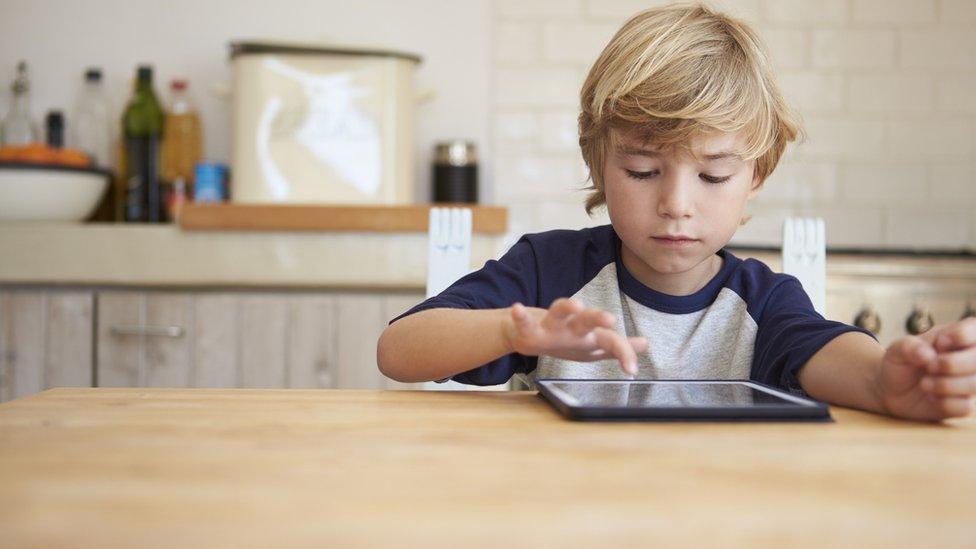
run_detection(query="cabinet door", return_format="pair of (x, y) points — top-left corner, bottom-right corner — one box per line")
(190, 294), (239, 387)
(194, 292), (338, 390)
(0, 290), (93, 402)
(98, 291), (341, 390)
(332, 292), (425, 390)
(335, 294), (388, 390)
(144, 293), (193, 387)
(97, 291), (190, 387)
(286, 294), (337, 389)
(238, 294), (289, 388)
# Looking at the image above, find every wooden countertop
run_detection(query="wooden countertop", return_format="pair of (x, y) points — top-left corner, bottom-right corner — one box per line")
(0, 223), (505, 289)
(180, 203), (508, 234)
(1, 388), (974, 548)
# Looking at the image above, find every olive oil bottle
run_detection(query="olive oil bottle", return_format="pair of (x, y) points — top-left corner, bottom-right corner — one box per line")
(121, 65), (164, 222)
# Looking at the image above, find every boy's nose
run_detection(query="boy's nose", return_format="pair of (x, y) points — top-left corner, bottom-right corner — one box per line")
(656, 179), (694, 219)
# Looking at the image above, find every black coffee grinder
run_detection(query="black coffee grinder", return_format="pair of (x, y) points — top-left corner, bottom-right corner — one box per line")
(432, 140), (478, 203)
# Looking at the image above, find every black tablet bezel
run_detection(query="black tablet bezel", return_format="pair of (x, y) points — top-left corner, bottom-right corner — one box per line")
(535, 379), (832, 422)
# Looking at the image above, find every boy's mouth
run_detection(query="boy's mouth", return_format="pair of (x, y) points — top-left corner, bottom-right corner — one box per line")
(652, 235), (698, 247)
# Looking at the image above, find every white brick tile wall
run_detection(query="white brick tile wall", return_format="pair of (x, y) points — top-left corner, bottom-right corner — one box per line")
(852, 0), (936, 24)
(796, 205), (887, 248)
(539, 112), (580, 152)
(929, 164), (976, 205)
(497, 0), (583, 19)
(941, 0), (976, 23)
(848, 74), (935, 112)
(496, 22), (542, 65)
(763, 29), (810, 70)
(493, 154), (588, 201)
(936, 76), (976, 114)
(812, 30), (896, 68)
(489, 0), (976, 250)
(495, 68), (583, 107)
(706, 0), (764, 23)
(757, 160), (839, 203)
(536, 199), (610, 231)
(797, 118), (886, 160)
(841, 164), (928, 203)
(885, 208), (972, 249)
(583, 0), (677, 20)
(494, 111), (541, 153)
(542, 21), (619, 64)
(901, 31), (976, 69)
(767, 0), (849, 24)
(778, 72), (845, 112)
(888, 118), (972, 159)
(502, 200), (610, 244)
(585, 0), (762, 22)
(730, 205), (797, 247)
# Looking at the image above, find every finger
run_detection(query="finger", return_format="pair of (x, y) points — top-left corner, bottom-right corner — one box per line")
(924, 396), (975, 419)
(510, 302), (536, 333)
(889, 335), (937, 369)
(928, 345), (976, 376)
(547, 298), (584, 321)
(921, 374), (976, 398)
(629, 336), (649, 354)
(593, 327), (638, 375)
(586, 337), (647, 358)
(567, 308), (615, 336)
(933, 317), (976, 353)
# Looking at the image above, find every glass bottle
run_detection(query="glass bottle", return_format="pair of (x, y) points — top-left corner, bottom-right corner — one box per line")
(1, 61), (38, 146)
(72, 68), (112, 167)
(122, 65), (165, 222)
(160, 78), (202, 185)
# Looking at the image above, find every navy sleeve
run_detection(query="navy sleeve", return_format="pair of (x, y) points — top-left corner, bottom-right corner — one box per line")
(388, 237), (541, 385)
(751, 278), (877, 396)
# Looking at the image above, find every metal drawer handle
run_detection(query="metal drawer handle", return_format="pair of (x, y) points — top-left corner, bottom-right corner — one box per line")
(110, 325), (185, 338)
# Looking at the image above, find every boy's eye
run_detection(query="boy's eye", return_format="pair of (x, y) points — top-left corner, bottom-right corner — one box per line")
(700, 174), (731, 184)
(625, 169), (659, 180)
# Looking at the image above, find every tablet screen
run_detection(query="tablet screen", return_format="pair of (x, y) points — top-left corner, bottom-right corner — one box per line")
(542, 380), (812, 408)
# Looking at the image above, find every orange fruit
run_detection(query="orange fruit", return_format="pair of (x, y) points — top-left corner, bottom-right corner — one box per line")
(0, 145), (22, 162)
(15, 142), (57, 164)
(54, 148), (91, 168)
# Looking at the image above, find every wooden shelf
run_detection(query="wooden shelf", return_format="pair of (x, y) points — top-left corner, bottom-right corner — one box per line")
(179, 203), (508, 234)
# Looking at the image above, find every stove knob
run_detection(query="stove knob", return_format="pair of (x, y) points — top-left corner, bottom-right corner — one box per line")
(853, 308), (881, 335)
(905, 307), (934, 335)
(962, 302), (976, 321)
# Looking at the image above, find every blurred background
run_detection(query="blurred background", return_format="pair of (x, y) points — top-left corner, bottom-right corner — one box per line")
(0, 0), (974, 400)
(1, 0), (973, 247)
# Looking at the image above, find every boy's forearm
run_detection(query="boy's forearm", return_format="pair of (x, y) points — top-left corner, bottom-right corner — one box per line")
(377, 308), (516, 383)
(797, 331), (887, 414)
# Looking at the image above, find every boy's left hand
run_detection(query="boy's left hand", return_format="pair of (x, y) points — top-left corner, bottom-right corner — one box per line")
(878, 317), (976, 421)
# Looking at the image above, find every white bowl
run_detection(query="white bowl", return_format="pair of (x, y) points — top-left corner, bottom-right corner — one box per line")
(0, 163), (111, 222)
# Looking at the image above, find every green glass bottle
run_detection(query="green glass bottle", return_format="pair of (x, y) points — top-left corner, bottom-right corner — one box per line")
(122, 65), (164, 222)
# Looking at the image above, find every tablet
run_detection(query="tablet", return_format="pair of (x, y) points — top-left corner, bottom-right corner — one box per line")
(536, 379), (831, 422)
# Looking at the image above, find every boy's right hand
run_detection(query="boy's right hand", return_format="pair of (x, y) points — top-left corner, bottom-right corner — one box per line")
(503, 298), (648, 375)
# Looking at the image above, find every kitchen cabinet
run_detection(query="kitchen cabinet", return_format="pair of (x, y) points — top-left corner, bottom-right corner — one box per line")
(0, 290), (93, 402)
(96, 290), (423, 391)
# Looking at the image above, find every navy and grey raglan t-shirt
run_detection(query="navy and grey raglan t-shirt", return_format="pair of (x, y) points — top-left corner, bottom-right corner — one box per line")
(392, 224), (873, 394)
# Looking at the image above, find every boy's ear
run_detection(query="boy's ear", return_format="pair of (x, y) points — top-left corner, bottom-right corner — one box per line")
(747, 175), (762, 200)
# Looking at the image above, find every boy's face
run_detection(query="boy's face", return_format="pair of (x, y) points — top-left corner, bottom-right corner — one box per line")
(603, 130), (759, 293)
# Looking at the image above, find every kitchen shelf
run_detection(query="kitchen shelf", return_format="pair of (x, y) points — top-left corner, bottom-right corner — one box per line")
(179, 203), (508, 234)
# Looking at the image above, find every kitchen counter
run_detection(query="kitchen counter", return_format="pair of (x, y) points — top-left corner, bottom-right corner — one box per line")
(2, 222), (974, 290)
(0, 223), (506, 289)
(1, 387), (973, 547)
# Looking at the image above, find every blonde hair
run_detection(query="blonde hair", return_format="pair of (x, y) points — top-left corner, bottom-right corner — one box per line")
(579, 2), (802, 214)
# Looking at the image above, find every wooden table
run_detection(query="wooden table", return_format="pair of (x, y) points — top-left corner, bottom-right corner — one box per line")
(1, 388), (974, 548)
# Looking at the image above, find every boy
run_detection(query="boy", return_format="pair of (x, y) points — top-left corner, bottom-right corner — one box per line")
(377, 3), (976, 421)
